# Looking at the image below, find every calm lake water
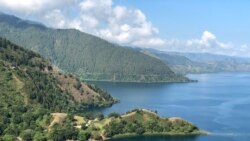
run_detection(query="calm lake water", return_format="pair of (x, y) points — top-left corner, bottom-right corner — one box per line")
(90, 73), (250, 141)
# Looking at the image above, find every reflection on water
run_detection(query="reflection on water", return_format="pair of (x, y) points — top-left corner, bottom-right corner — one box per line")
(108, 135), (237, 141)
(108, 135), (199, 141)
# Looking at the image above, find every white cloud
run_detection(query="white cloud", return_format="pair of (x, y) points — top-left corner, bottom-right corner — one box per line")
(77, 1), (163, 47)
(187, 31), (231, 49)
(44, 9), (66, 28)
(81, 15), (99, 28)
(0, 0), (76, 14)
(161, 31), (250, 57)
(0, 0), (165, 47)
(132, 38), (166, 47)
(202, 31), (216, 42)
(1, 0), (250, 57)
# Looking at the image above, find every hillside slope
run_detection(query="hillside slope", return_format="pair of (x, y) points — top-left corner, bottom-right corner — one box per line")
(47, 109), (202, 141)
(0, 37), (117, 112)
(0, 13), (188, 82)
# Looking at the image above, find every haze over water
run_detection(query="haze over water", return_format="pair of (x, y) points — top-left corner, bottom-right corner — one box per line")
(91, 73), (250, 141)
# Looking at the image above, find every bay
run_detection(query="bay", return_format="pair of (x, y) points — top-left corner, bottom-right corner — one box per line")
(89, 73), (250, 141)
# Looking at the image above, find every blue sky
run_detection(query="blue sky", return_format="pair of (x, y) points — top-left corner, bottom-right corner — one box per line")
(0, 0), (250, 57)
(116, 0), (250, 44)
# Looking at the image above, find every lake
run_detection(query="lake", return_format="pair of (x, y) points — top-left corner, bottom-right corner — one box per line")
(89, 73), (250, 141)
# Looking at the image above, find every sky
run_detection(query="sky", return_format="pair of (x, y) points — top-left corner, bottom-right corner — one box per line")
(0, 0), (250, 57)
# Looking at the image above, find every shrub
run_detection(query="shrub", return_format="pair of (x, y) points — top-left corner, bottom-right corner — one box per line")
(20, 130), (35, 141)
(1, 134), (16, 141)
(78, 130), (90, 141)
(74, 81), (81, 90)
(33, 132), (47, 141)
(96, 113), (104, 120)
(108, 112), (120, 118)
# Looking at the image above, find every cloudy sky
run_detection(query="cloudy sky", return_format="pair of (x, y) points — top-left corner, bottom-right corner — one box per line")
(0, 0), (250, 57)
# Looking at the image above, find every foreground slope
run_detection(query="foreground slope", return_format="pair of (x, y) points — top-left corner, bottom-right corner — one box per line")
(0, 13), (188, 82)
(0, 37), (117, 140)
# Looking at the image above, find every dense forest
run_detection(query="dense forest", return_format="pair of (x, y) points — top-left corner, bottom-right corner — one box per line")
(0, 37), (117, 110)
(0, 37), (118, 140)
(0, 13), (189, 83)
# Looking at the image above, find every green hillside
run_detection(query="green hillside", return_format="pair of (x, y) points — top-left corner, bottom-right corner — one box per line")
(0, 13), (188, 82)
(102, 109), (201, 139)
(0, 37), (202, 141)
(42, 109), (203, 141)
(0, 37), (117, 111)
(0, 37), (118, 140)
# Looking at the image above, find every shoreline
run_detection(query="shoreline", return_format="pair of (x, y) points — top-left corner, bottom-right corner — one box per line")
(106, 130), (208, 140)
(85, 79), (197, 84)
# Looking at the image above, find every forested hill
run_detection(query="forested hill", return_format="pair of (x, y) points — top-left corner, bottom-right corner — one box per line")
(0, 13), (189, 82)
(0, 37), (117, 112)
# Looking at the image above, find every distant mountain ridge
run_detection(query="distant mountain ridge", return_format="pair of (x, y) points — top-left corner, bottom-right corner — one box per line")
(0, 12), (189, 82)
(139, 48), (250, 74)
(0, 13), (46, 29)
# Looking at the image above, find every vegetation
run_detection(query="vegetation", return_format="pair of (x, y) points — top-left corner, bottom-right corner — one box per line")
(0, 37), (117, 109)
(104, 109), (200, 137)
(81, 109), (202, 140)
(0, 37), (117, 140)
(0, 19), (203, 141)
(0, 13), (189, 82)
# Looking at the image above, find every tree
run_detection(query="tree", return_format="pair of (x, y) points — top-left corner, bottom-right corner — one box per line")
(0, 123), (3, 135)
(96, 113), (104, 120)
(33, 132), (47, 141)
(135, 126), (145, 135)
(74, 80), (81, 90)
(145, 120), (158, 133)
(20, 130), (35, 141)
(67, 114), (75, 122)
(78, 130), (90, 141)
(84, 113), (94, 120)
(91, 133), (102, 140)
(78, 131), (87, 141)
(49, 124), (78, 141)
(1, 134), (16, 141)
(49, 129), (65, 141)
(108, 112), (120, 118)
(47, 66), (53, 71)
(104, 120), (125, 137)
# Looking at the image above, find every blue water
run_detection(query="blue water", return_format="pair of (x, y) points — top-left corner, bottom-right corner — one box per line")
(90, 73), (250, 141)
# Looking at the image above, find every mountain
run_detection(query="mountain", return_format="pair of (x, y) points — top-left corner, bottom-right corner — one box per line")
(0, 13), (188, 83)
(0, 37), (202, 141)
(0, 37), (117, 112)
(177, 52), (250, 64)
(140, 49), (250, 74)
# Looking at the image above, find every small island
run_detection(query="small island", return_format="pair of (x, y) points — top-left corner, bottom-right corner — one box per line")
(48, 109), (204, 141)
